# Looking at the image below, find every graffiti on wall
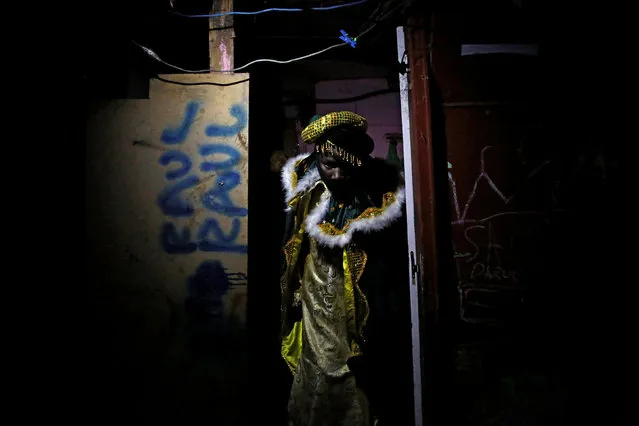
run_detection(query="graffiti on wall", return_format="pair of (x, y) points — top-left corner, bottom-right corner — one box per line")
(448, 120), (617, 325)
(156, 100), (249, 340)
(157, 101), (248, 255)
(448, 145), (556, 324)
(185, 260), (248, 353)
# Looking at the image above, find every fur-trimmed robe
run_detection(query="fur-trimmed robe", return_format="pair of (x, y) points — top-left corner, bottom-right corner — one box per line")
(279, 152), (414, 424)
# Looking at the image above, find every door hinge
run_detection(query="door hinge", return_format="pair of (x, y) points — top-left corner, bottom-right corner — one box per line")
(410, 251), (419, 286)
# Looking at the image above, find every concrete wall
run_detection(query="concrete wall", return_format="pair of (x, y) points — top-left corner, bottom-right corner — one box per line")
(86, 73), (249, 424)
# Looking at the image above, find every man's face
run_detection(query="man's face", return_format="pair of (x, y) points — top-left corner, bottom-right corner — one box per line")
(317, 153), (357, 195)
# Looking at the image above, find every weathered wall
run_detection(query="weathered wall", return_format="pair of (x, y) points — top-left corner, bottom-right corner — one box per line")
(86, 73), (249, 424)
(420, 1), (624, 424)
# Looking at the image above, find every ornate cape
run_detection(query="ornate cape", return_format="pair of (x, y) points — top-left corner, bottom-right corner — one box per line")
(279, 152), (406, 373)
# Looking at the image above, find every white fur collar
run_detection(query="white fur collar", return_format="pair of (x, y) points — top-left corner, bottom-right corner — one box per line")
(280, 152), (406, 248)
(281, 153), (318, 205)
(304, 185), (406, 248)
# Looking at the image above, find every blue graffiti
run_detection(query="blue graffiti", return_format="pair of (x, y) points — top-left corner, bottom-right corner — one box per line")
(198, 144), (247, 217)
(185, 260), (241, 342)
(161, 219), (248, 254)
(202, 171), (248, 217)
(184, 261), (248, 353)
(161, 101), (200, 144)
(158, 101), (249, 255)
(186, 260), (232, 315)
(204, 104), (247, 138)
(159, 150), (192, 180)
(199, 144), (241, 172)
(198, 218), (247, 253)
(157, 175), (200, 217)
(161, 223), (198, 254)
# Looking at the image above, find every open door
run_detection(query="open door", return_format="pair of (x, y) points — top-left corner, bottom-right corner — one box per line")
(396, 25), (423, 426)
(397, 21), (442, 426)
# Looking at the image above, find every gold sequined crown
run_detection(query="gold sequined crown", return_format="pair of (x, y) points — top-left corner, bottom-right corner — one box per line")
(302, 111), (369, 167)
(301, 111), (368, 144)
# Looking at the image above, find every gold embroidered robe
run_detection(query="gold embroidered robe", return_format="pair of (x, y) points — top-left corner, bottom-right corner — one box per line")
(279, 153), (407, 425)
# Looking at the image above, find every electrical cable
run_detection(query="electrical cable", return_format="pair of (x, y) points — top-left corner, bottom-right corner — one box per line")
(153, 74), (249, 86)
(133, 0), (411, 73)
(133, 40), (346, 73)
(171, 0), (369, 18)
(356, 0), (412, 39)
(355, 0), (387, 34)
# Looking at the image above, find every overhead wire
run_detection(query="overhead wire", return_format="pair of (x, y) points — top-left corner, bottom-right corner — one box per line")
(134, 0), (411, 73)
(171, 0), (370, 18)
(355, 0), (387, 35)
(134, 41), (346, 73)
(153, 74), (250, 86)
(356, 0), (412, 39)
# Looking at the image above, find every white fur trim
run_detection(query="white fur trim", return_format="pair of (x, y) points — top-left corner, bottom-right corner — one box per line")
(280, 153), (322, 204)
(305, 186), (406, 248)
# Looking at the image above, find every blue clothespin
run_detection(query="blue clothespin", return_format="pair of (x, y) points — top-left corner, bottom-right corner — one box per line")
(339, 30), (357, 48)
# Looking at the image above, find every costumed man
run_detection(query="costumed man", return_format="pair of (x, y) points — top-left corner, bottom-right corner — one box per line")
(279, 111), (414, 425)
